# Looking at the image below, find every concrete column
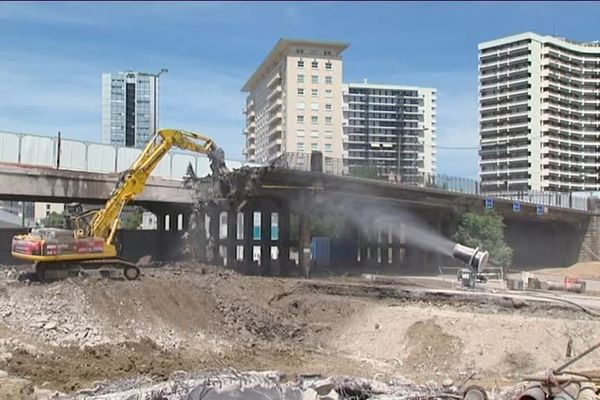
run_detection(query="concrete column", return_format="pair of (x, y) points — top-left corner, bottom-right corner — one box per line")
(157, 213), (167, 232)
(208, 208), (221, 265)
(243, 209), (254, 271)
(278, 207), (291, 276)
(192, 208), (207, 262)
(227, 210), (237, 268)
(260, 210), (272, 276)
(182, 211), (190, 232)
(359, 233), (368, 266)
(299, 214), (311, 278)
(169, 212), (178, 232)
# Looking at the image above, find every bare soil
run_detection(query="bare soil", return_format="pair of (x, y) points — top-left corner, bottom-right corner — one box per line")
(0, 263), (599, 393)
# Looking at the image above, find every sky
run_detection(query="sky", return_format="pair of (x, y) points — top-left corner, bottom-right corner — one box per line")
(2, 2), (600, 177)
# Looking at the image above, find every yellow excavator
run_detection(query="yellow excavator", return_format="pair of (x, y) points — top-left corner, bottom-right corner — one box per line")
(11, 128), (227, 280)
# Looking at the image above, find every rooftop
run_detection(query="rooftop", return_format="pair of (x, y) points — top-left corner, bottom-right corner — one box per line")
(479, 32), (600, 53)
(345, 82), (437, 92)
(241, 38), (349, 92)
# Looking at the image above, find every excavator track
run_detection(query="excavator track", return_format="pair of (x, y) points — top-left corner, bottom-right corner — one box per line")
(34, 259), (140, 282)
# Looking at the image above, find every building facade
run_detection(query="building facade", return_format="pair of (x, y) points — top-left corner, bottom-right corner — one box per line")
(342, 82), (437, 179)
(479, 32), (600, 192)
(102, 71), (159, 148)
(242, 39), (349, 163)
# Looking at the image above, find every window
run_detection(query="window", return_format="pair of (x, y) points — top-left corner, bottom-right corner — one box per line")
(297, 74), (304, 83)
(325, 143), (332, 153)
(325, 89), (333, 97)
(297, 102), (305, 110)
(311, 88), (318, 96)
(311, 103), (319, 111)
(311, 116), (318, 124)
(325, 76), (333, 84)
(325, 103), (332, 111)
(297, 60), (304, 68)
(311, 130), (319, 138)
(311, 61), (318, 68)
(297, 129), (305, 137)
(311, 143), (319, 151)
(311, 75), (318, 84)
(325, 130), (333, 138)
(324, 50), (332, 56)
(297, 88), (305, 96)
(325, 116), (332, 125)
(297, 115), (304, 124)
(296, 48), (304, 54)
(297, 142), (305, 151)
(325, 62), (332, 70)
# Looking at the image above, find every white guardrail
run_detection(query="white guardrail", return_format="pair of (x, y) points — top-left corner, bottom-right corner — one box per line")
(0, 130), (245, 180)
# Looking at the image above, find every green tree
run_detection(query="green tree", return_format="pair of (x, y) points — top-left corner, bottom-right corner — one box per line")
(43, 211), (66, 228)
(121, 207), (144, 230)
(350, 165), (380, 180)
(453, 211), (513, 269)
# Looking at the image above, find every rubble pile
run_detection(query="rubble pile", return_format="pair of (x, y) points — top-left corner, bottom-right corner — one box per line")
(0, 280), (112, 348)
(63, 371), (470, 400)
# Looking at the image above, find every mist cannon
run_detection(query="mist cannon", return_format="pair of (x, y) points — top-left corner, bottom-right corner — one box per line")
(452, 243), (489, 272)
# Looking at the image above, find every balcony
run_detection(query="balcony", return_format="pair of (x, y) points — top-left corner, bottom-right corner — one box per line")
(267, 98), (282, 113)
(268, 123), (283, 135)
(267, 85), (282, 101)
(267, 73), (281, 89)
(267, 111), (283, 126)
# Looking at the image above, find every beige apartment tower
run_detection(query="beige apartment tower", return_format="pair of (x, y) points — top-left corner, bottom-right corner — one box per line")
(242, 39), (349, 163)
(479, 32), (600, 192)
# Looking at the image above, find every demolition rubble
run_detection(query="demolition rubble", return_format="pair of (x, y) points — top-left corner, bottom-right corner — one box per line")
(0, 264), (599, 399)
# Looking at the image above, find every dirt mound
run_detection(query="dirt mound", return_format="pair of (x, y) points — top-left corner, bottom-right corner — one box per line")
(403, 319), (463, 375)
(535, 262), (600, 279)
(2, 265), (600, 392)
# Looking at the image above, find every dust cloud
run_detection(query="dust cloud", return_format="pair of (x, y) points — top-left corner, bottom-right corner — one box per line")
(317, 197), (456, 257)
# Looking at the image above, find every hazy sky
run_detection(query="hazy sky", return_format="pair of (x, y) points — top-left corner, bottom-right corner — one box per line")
(2, 1), (600, 176)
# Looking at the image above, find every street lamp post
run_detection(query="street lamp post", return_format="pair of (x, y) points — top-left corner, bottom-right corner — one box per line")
(153, 68), (168, 137)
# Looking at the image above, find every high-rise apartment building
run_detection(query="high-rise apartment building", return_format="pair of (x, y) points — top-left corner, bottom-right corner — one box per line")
(242, 39), (349, 163)
(102, 71), (161, 148)
(342, 83), (437, 179)
(479, 32), (600, 192)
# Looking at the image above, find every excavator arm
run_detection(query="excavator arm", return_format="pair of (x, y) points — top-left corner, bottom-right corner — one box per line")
(88, 128), (227, 244)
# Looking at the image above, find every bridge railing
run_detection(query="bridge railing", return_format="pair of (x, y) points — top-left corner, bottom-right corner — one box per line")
(272, 152), (591, 212)
(0, 130), (244, 180)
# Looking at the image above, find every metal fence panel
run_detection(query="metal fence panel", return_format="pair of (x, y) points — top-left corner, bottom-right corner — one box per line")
(21, 135), (54, 166)
(0, 132), (19, 163)
(228, 160), (243, 170)
(172, 153), (196, 180)
(151, 155), (172, 179)
(117, 147), (142, 172)
(196, 155), (211, 176)
(87, 144), (116, 173)
(59, 140), (87, 170)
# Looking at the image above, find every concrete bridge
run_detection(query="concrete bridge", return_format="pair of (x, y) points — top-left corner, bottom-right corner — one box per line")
(0, 131), (597, 273)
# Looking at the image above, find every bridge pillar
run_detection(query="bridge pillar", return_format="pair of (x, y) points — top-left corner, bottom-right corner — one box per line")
(260, 210), (272, 276)
(579, 213), (600, 262)
(207, 208), (221, 266)
(227, 210), (238, 268)
(278, 207), (291, 276)
(299, 213), (311, 278)
(243, 208), (254, 274)
(157, 213), (167, 232)
(169, 212), (178, 232)
(359, 233), (368, 266)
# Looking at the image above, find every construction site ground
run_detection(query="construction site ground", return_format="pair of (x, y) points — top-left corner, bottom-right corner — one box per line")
(0, 263), (600, 396)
